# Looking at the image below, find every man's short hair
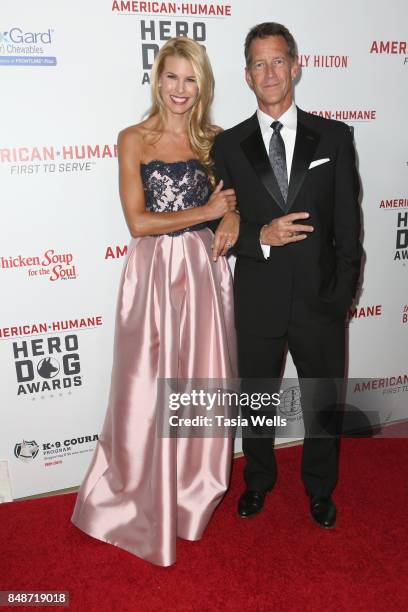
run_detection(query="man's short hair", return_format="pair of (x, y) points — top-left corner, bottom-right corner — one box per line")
(244, 22), (298, 66)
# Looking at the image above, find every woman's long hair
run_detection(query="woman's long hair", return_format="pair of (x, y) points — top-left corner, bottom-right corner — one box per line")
(147, 37), (220, 188)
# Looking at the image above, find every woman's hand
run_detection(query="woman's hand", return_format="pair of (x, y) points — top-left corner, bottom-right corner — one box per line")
(211, 210), (240, 261)
(204, 180), (237, 221)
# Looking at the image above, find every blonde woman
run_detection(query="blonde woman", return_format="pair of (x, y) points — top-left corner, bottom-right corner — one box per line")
(71, 38), (240, 566)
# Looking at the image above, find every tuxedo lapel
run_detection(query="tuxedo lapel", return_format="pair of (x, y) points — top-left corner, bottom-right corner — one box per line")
(240, 114), (286, 212)
(286, 111), (320, 211)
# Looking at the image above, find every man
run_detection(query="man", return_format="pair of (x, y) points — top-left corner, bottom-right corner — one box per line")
(212, 22), (362, 528)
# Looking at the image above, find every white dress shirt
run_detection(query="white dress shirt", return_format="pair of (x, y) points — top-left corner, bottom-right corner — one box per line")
(257, 102), (297, 258)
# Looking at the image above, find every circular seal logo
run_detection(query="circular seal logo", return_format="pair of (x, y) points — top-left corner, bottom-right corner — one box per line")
(14, 440), (40, 462)
(279, 386), (302, 418)
(37, 357), (60, 379)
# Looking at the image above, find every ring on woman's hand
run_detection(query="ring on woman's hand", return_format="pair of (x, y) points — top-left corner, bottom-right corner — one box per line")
(225, 241), (232, 248)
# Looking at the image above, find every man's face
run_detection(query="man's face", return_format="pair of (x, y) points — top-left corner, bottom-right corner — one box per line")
(245, 35), (299, 115)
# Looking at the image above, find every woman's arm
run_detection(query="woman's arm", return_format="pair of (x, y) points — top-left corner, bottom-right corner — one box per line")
(118, 129), (236, 237)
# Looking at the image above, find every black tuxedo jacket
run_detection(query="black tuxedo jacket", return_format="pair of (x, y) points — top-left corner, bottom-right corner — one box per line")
(211, 107), (362, 337)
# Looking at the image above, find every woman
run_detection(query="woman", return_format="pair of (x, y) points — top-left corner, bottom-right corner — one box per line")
(71, 37), (240, 566)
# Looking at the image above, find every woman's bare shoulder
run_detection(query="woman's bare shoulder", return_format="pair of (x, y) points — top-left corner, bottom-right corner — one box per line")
(118, 118), (159, 154)
(118, 122), (144, 149)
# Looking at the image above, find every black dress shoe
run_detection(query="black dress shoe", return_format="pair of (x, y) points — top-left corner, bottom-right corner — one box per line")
(310, 497), (336, 529)
(238, 490), (267, 518)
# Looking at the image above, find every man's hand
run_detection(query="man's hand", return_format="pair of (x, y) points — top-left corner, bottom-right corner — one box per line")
(260, 212), (314, 247)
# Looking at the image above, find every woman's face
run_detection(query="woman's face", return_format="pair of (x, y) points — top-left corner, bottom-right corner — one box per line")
(158, 55), (199, 115)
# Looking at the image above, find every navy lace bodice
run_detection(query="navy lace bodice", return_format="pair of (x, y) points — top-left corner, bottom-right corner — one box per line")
(140, 159), (209, 236)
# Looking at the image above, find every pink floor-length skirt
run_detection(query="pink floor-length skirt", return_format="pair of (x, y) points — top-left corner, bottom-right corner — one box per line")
(71, 228), (237, 566)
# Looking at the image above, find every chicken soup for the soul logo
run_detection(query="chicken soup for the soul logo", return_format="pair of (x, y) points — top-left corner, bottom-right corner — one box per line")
(0, 26), (57, 66)
(0, 143), (117, 176)
(0, 249), (77, 281)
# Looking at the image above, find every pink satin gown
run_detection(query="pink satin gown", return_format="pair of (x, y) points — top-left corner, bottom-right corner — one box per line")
(71, 160), (237, 566)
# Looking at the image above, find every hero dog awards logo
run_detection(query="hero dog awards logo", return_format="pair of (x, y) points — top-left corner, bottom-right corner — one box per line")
(112, 2), (233, 85)
(13, 334), (82, 396)
(0, 26), (57, 66)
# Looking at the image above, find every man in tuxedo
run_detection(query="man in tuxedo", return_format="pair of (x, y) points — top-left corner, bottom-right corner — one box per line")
(212, 22), (362, 527)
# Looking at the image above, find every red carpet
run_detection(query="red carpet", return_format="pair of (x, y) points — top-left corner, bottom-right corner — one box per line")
(1, 438), (408, 611)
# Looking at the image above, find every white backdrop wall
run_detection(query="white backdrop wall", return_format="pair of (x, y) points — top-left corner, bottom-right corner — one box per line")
(1, 0), (407, 499)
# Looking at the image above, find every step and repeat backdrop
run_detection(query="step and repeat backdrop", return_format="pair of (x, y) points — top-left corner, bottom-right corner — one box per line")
(1, 0), (407, 500)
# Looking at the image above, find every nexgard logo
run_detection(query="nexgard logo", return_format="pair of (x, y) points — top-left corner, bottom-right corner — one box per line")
(0, 26), (57, 66)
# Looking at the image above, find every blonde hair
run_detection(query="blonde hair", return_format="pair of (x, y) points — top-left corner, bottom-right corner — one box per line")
(147, 37), (220, 188)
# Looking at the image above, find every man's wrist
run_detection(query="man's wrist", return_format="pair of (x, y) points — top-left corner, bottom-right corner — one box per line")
(259, 224), (268, 245)
(259, 225), (270, 259)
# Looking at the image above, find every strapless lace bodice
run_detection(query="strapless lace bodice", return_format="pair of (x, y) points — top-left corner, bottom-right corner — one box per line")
(140, 159), (209, 236)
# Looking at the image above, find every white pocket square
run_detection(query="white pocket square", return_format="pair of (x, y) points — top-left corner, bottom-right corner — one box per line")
(308, 158), (330, 169)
